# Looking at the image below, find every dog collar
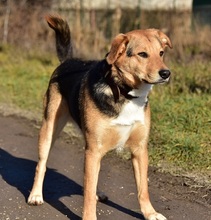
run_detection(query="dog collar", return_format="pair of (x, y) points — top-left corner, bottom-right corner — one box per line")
(101, 60), (138, 102)
(119, 85), (139, 100)
(104, 70), (138, 102)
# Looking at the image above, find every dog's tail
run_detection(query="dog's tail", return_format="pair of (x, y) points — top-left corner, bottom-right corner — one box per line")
(45, 14), (72, 62)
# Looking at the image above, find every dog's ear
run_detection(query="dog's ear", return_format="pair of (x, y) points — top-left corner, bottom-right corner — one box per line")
(106, 34), (129, 64)
(157, 30), (173, 49)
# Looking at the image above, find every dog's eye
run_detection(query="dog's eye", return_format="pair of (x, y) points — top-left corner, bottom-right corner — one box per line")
(138, 52), (148, 58)
(160, 51), (164, 57)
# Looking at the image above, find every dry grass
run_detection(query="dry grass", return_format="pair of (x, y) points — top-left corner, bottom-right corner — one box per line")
(0, 2), (210, 61)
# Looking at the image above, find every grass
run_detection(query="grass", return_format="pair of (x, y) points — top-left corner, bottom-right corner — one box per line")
(0, 46), (58, 113)
(149, 62), (211, 174)
(150, 93), (211, 170)
(0, 46), (210, 182)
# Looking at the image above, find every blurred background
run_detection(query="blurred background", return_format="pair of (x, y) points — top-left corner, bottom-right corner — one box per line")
(0, 0), (210, 182)
(0, 0), (211, 59)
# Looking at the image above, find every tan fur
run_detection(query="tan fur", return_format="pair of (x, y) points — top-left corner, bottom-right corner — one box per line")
(28, 15), (172, 220)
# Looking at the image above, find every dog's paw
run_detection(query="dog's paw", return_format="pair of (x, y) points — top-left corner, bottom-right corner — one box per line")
(28, 194), (44, 205)
(146, 212), (167, 220)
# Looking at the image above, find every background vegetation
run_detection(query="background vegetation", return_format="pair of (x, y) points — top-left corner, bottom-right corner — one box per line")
(0, 1), (210, 183)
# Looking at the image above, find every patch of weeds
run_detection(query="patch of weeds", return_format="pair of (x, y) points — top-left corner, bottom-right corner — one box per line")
(0, 47), (57, 112)
(149, 63), (211, 173)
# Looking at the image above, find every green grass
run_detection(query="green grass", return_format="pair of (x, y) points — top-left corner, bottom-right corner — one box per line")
(0, 46), (58, 113)
(0, 47), (210, 179)
(149, 62), (211, 174)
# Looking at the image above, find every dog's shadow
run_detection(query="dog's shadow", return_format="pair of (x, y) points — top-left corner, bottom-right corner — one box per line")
(0, 148), (144, 220)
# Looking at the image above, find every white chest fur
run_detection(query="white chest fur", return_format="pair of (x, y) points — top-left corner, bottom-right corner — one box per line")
(112, 99), (146, 126)
(111, 84), (152, 126)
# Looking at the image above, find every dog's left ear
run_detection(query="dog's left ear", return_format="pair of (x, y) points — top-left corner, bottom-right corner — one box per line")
(106, 34), (129, 64)
(157, 31), (173, 49)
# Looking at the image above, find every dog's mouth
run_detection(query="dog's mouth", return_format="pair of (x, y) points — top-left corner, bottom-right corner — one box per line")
(143, 77), (170, 85)
(143, 69), (171, 85)
(157, 76), (170, 84)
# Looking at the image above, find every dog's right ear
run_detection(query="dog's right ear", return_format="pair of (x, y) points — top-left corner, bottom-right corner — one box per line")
(106, 34), (129, 65)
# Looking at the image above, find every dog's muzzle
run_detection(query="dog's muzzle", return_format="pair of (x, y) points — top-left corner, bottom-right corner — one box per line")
(159, 69), (171, 80)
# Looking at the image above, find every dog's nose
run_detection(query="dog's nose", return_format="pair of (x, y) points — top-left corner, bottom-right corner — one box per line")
(159, 69), (171, 79)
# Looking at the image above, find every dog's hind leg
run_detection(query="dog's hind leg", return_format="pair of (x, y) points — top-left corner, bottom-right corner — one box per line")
(28, 84), (69, 205)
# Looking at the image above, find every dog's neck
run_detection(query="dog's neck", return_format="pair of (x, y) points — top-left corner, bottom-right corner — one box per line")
(128, 83), (153, 99)
(102, 60), (151, 103)
(104, 70), (138, 102)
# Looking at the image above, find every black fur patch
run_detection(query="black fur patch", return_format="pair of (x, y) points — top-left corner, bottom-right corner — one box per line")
(87, 60), (124, 117)
(50, 59), (97, 127)
(49, 59), (132, 126)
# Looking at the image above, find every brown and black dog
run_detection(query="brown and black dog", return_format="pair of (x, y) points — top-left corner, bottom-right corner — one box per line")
(28, 15), (172, 220)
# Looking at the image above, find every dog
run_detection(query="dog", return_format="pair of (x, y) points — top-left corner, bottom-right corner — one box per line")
(28, 14), (172, 220)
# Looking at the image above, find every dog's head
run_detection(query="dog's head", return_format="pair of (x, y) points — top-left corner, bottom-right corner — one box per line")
(106, 29), (172, 88)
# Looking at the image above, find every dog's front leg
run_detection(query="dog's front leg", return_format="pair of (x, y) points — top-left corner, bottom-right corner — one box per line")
(83, 148), (102, 220)
(132, 146), (167, 220)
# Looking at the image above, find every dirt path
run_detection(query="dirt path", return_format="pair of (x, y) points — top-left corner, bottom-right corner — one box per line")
(0, 114), (210, 220)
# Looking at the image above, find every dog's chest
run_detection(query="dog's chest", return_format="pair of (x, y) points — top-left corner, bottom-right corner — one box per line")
(110, 85), (152, 150)
(112, 84), (152, 126)
(110, 98), (147, 150)
(112, 99), (146, 126)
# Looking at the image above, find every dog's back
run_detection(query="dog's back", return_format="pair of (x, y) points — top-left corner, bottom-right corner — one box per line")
(50, 59), (97, 127)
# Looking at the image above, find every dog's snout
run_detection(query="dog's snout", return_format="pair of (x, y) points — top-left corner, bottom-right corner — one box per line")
(159, 69), (171, 79)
